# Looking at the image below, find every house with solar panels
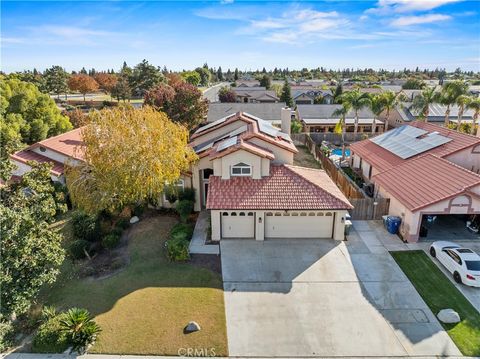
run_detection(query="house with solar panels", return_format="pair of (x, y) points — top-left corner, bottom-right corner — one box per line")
(189, 111), (353, 241)
(350, 121), (480, 242)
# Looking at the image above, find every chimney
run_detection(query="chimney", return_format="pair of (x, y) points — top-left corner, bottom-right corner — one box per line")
(281, 107), (292, 135)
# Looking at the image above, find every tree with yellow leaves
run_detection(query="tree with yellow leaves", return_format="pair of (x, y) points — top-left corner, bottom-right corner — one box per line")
(66, 105), (197, 214)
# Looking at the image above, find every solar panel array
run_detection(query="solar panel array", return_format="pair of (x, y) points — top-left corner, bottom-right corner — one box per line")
(371, 125), (452, 159)
(216, 136), (238, 152)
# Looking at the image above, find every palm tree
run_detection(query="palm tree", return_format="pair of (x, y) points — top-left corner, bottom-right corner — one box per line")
(467, 97), (480, 136)
(437, 81), (468, 126)
(456, 94), (471, 131)
(370, 94), (386, 134)
(332, 102), (352, 161)
(340, 89), (371, 139)
(412, 87), (437, 122)
(382, 91), (406, 131)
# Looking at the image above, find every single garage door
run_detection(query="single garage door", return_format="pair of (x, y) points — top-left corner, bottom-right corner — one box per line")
(265, 211), (334, 239)
(222, 211), (255, 238)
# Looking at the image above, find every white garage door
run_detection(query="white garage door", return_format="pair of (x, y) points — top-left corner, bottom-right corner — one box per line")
(265, 211), (334, 239)
(222, 211), (255, 238)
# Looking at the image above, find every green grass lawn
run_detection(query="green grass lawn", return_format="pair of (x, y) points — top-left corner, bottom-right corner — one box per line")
(391, 250), (480, 356)
(294, 145), (322, 169)
(41, 215), (227, 356)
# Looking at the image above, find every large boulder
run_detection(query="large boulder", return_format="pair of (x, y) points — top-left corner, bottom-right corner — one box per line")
(437, 309), (460, 324)
(184, 321), (201, 333)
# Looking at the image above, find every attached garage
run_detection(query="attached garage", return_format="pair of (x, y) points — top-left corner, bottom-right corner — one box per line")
(221, 211), (255, 238)
(265, 211), (334, 239)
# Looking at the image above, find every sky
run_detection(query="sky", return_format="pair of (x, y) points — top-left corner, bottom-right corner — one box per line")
(1, 0), (479, 73)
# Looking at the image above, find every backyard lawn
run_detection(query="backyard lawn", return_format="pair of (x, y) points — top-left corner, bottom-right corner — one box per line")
(41, 215), (227, 356)
(294, 145), (322, 169)
(391, 250), (480, 356)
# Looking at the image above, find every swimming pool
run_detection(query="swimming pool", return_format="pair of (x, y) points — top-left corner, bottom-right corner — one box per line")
(331, 148), (351, 157)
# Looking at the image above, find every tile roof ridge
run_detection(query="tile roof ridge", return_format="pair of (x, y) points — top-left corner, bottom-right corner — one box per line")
(283, 164), (351, 208)
(37, 126), (84, 145)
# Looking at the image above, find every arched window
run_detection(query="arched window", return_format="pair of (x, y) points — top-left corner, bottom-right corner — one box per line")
(222, 212), (229, 216)
(239, 212), (246, 216)
(274, 212), (282, 216)
(300, 212), (307, 216)
(308, 212), (315, 216)
(266, 212), (273, 216)
(317, 212), (324, 216)
(247, 212), (254, 216)
(326, 212), (333, 216)
(231, 162), (252, 176)
(292, 212), (299, 216)
(231, 212), (237, 216)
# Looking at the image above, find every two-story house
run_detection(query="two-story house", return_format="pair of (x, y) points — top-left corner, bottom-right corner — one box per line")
(189, 111), (352, 241)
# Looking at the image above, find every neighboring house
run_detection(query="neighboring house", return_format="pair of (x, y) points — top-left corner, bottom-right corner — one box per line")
(234, 87), (280, 103)
(236, 80), (260, 87)
(10, 127), (85, 183)
(189, 111), (352, 241)
(293, 90), (334, 105)
(297, 104), (385, 133)
(390, 103), (476, 128)
(350, 121), (480, 242)
(207, 102), (287, 125)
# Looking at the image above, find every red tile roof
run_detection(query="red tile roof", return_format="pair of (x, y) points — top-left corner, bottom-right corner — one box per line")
(206, 164), (352, 210)
(31, 127), (85, 160)
(373, 154), (480, 211)
(350, 121), (480, 172)
(10, 150), (65, 176)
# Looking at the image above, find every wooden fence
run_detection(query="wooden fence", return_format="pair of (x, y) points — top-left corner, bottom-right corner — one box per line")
(296, 134), (390, 219)
(349, 198), (391, 220)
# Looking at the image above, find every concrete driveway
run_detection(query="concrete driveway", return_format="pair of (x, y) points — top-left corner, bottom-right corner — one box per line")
(221, 235), (460, 357)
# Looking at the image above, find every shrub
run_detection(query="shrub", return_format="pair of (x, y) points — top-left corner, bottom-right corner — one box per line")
(101, 233), (120, 250)
(178, 188), (195, 202)
(41, 306), (58, 322)
(0, 319), (14, 353)
(115, 218), (130, 230)
(164, 185), (178, 204)
(170, 223), (194, 241)
(32, 314), (69, 353)
(176, 200), (194, 223)
(166, 238), (190, 261)
(132, 203), (145, 217)
(68, 240), (90, 260)
(71, 211), (100, 242)
(59, 308), (101, 353)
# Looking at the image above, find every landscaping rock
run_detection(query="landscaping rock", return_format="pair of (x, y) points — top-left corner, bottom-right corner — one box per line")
(184, 321), (201, 333)
(129, 216), (139, 224)
(437, 309), (460, 324)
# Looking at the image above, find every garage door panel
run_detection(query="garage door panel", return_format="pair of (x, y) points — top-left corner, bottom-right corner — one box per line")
(265, 212), (334, 238)
(222, 212), (255, 238)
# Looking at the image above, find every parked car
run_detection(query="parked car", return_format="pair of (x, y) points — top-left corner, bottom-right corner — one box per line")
(429, 241), (480, 287)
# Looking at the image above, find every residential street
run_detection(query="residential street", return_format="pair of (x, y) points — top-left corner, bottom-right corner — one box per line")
(221, 222), (460, 357)
(202, 82), (228, 103)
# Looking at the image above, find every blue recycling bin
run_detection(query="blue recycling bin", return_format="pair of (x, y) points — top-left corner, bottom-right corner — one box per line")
(386, 216), (401, 234)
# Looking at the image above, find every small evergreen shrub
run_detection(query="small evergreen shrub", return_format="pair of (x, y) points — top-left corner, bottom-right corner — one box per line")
(32, 314), (69, 353)
(69, 240), (90, 260)
(115, 218), (130, 230)
(176, 200), (194, 223)
(101, 233), (120, 250)
(166, 238), (190, 261)
(71, 211), (100, 242)
(178, 188), (195, 202)
(132, 203), (145, 217)
(170, 223), (194, 241)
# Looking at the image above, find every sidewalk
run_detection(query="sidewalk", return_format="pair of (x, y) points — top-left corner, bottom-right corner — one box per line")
(188, 210), (219, 255)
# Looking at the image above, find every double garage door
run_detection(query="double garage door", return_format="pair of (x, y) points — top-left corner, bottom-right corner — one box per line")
(221, 211), (334, 239)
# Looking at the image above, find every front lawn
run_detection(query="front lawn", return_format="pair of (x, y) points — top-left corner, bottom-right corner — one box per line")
(391, 250), (480, 356)
(40, 214), (227, 356)
(294, 145), (322, 169)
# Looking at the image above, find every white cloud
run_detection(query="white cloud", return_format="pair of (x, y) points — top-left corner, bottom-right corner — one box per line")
(367, 0), (462, 14)
(391, 14), (451, 26)
(220, 0), (234, 4)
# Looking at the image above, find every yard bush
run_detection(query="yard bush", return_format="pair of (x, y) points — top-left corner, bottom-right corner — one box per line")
(32, 314), (69, 353)
(71, 211), (101, 242)
(132, 203), (145, 217)
(101, 233), (121, 250)
(170, 223), (194, 241)
(68, 240), (90, 260)
(115, 218), (130, 230)
(164, 185), (178, 204)
(59, 308), (101, 353)
(166, 238), (190, 261)
(176, 200), (194, 223)
(0, 319), (14, 353)
(178, 188), (195, 202)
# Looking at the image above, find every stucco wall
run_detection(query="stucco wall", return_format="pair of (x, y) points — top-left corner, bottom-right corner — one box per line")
(445, 146), (480, 174)
(220, 150), (263, 179)
(11, 160), (63, 183)
(248, 137), (294, 164)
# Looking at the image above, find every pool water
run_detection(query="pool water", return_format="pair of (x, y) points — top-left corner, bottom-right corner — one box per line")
(331, 148), (351, 157)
